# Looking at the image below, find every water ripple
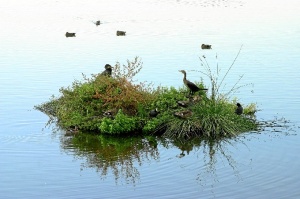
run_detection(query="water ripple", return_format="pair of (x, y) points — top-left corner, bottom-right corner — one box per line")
(0, 132), (50, 144)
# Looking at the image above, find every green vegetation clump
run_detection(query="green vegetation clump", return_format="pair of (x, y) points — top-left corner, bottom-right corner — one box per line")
(35, 55), (258, 139)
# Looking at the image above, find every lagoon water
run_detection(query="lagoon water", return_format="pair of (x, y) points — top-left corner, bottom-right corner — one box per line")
(1, 0), (300, 198)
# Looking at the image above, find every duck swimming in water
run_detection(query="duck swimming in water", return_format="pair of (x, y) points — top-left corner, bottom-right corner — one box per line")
(65, 32), (76, 37)
(201, 44), (212, 49)
(116, 30), (126, 36)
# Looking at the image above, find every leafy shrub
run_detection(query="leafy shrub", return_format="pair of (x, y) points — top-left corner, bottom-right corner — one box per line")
(35, 57), (155, 132)
(98, 110), (140, 134)
(92, 75), (153, 116)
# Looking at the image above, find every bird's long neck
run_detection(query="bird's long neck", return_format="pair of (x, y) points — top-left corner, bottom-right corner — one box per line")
(182, 72), (187, 81)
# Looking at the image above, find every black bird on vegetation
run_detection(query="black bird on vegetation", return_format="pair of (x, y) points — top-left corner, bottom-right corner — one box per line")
(103, 110), (115, 119)
(235, 103), (243, 115)
(179, 70), (208, 95)
(149, 108), (159, 117)
(100, 64), (113, 76)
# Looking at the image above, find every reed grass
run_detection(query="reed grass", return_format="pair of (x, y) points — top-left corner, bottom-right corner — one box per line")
(198, 45), (253, 101)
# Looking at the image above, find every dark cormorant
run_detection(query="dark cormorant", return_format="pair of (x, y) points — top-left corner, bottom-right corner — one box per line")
(179, 70), (208, 95)
(100, 64), (113, 76)
(235, 103), (243, 115)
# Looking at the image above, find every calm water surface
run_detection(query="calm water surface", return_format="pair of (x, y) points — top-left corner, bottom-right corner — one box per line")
(1, 0), (300, 198)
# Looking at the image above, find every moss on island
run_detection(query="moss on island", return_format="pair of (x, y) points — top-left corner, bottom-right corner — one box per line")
(35, 56), (258, 139)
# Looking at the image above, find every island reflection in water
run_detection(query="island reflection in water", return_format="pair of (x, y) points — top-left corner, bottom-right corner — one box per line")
(61, 133), (159, 185)
(54, 115), (296, 189)
(59, 132), (252, 186)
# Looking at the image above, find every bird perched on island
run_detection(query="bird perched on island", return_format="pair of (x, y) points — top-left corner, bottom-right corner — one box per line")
(179, 70), (208, 95)
(201, 44), (212, 49)
(100, 64), (113, 76)
(177, 100), (190, 108)
(235, 103), (243, 115)
(174, 110), (193, 119)
(177, 95), (202, 107)
(65, 126), (79, 136)
(65, 32), (76, 37)
(103, 109), (115, 119)
(149, 108), (159, 117)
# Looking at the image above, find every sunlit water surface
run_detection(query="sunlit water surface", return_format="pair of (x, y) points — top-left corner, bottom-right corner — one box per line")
(1, 0), (300, 198)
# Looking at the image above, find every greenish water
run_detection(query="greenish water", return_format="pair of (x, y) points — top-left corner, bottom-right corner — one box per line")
(1, 0), (300, 198)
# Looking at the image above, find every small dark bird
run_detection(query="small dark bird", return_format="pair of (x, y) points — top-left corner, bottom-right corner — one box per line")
(177, 100), (190, 107)
(95, 20), (101, 26)
(116, 30), (126, 36)
(174, 110), (193, 119)
(65, 32), (76, 37)
(235, 103), (243, 115)
(103, 110), (115, 118)
(192, 95), (202, 103)
(149, 108), (159, 117)
(177, 96), (202, 107)
(100, 64), (113, 76)
(201, 44), (212, 49)
(177, 152), (185, 158)
(179, 70), (208, 95)
(65, 126), (79, 136)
